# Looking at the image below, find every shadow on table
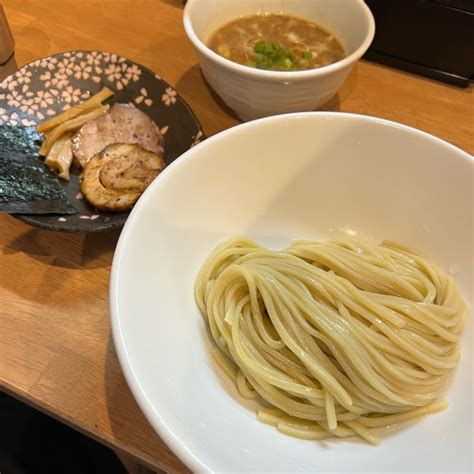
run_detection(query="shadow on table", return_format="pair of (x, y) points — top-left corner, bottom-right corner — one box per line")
(2, 221), (120, 270)
(175, 64), (240, 124)
(103, 335), (189, 474)
(159, 0), (185, 9)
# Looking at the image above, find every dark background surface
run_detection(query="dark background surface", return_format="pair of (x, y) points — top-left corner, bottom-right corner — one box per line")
(364, 0), (474, 86)
(0, 392), (126, 474)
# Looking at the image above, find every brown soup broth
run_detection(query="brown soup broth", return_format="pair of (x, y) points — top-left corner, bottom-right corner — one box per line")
(208, 13), (345, 71)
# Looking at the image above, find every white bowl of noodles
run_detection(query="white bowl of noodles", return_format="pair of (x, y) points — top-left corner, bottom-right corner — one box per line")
(110, 113), (473, 473)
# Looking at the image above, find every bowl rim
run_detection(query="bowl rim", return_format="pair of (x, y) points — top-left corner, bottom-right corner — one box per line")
(183, 0), (376, 80)
(110, 111), (472, 473)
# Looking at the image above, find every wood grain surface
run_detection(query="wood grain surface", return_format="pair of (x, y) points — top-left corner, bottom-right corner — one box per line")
(0, 1), (472, 472)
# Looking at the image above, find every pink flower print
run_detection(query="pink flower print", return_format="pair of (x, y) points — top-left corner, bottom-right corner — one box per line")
(39, 57), (52, 68)
(40, 72), (64, 90)
(40, 70), (52, 87)
(86, 51), (103, 66)
(134, 87), (153, 107)
(6, 90), (23, 108)
(8, 112), (19, 126)
(7, 79), (18, 91)
(61, 85), (82, 104)
(34, 90), (55, 108)
(46, 57), (59, 71)
(57, 57), (74, 76)
(86, 51), (104, 74)
(162, 87), (177, 106)
(19, 98), (39, 115)
(47, 58), (59, 70)
(125, 64), (141, 82)
(104, 62), (129, 90)
(0, 107), (9, 124)
(73, 61), (92, 80)
(28, 59), (42, 68)
(21, 118), (37, 126)
(52, 72), (69, 89)
(1, 74), (13, 85)
(17, 69), (32, 86)
(191, 131), (203, 147)
(105, 63), (121, 81)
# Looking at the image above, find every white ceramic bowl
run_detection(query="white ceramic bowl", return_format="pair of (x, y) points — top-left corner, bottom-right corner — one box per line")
(183, 0), (375, 121)
(111, 113), (473, 473)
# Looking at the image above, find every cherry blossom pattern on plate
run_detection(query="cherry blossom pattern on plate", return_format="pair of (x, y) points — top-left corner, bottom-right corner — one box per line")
(34, 90), (55, 109)
(191, 130), (204, 147)
(61, 86), (90, 109)
(20, 118), (37, 126)
(6, 79), (18, 91)
(73, 61), (93, 80)
(38, 56), (59, 70)
(104, 62), (130, 90)
(16, 69), (32, 86)
(162, 87), (177, 106)
(39, 70), (69, 89)
(1, 51), (149, 125)
(57, 56), (75, 77)
(19, 97), (40, 117)
(4, 90), (23, 108)
(103, 56), (143, 90)
(0, 107), (13, 125)
(8, 112), (19, 126)
(1, 50), (204, 233)
(135, 87), (153, 107)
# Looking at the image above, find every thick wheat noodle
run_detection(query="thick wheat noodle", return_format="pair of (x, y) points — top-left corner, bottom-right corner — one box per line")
(195, 237), (467, 445)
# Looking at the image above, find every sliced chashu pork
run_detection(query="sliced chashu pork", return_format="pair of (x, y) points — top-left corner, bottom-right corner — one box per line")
(71, 103), (164, 168)
(80, 143), (165, 212)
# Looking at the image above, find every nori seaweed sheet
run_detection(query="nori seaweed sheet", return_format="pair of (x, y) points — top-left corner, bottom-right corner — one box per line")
(0, 125), (76, 214)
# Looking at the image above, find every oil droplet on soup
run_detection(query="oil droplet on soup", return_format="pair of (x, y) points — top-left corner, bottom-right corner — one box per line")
(207, 13), (345, 71)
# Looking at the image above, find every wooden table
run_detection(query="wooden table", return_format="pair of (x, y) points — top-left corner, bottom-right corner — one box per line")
(0, 1), (472, 472)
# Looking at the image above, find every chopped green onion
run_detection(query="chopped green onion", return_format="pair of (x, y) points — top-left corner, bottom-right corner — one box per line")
(252, 41), (299, 70)
(281, 58), (293, 70)
(303, 51), (313, 61)
(256, 56), (268, 69)
(254, 41), (266, 54)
